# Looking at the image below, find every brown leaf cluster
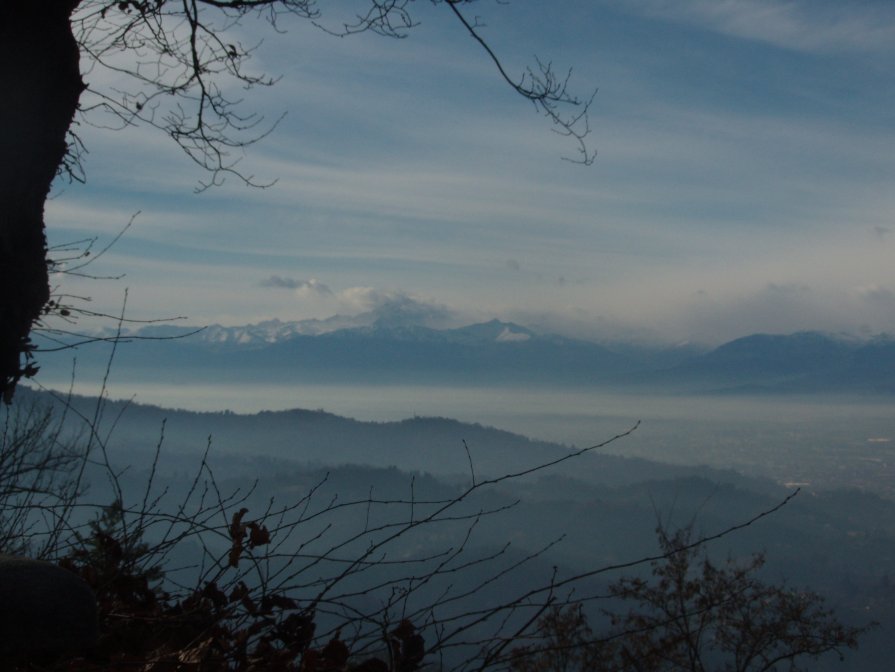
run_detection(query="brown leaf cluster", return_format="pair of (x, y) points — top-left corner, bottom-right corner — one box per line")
(228, 508), (272, 569)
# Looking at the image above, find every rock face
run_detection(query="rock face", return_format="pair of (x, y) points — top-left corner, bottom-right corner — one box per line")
(0, 554), (98, 658)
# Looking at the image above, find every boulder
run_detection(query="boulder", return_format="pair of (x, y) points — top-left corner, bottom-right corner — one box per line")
(0, 554), (98, 658)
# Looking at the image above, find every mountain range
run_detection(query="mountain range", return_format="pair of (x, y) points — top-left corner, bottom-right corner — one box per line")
(36, 316), (895, 394)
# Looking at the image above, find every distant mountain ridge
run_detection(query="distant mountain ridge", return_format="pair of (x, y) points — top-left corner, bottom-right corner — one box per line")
(41, 317), (895, 394)
(130, 314), (375, 346)
(672, 331), (895, 393)
(74, 317), (666, 386)
(15, 386), (760, 490)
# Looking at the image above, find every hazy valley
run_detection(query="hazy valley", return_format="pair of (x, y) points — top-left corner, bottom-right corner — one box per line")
(24, 317), (895, 668)
(34, 316), (895, 493)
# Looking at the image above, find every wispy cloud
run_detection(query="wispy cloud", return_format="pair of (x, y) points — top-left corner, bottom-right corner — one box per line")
(42, 1), (895, 347)
(857, 284), (895, 306)
(260, 275), (333, 295)
(621, 0), (895, 54)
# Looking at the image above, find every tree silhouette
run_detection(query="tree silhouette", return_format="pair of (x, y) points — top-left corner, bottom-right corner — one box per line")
(0, 0), (594, 400)
(508, 525), (869, 672)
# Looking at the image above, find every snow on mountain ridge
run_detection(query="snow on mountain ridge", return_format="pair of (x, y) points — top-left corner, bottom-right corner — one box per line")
(496, 326), (531, 343)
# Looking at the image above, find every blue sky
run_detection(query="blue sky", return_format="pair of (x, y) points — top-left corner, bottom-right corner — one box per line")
(47, 0), (895, 345)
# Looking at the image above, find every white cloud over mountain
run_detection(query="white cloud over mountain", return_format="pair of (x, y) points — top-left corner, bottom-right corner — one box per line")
(335, 287), (456, 328)
(260, 276), (333, 295)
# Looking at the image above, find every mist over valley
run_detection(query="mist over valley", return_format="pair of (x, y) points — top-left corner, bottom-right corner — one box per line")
(23, 313), (895, 668)
(16, 375), (895, 669)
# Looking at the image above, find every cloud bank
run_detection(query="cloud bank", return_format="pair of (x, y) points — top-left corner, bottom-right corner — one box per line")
(260, 276), (333, 296)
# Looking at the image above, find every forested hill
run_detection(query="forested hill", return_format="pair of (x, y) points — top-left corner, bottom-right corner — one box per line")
(19, 386), (762, 491)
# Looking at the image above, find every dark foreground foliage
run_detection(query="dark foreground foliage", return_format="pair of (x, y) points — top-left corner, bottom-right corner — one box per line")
(58, 521), (423, 672)
(508, 527), (869, 672)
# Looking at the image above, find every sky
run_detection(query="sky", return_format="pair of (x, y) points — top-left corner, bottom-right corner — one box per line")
(46, 0), (895, 346)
